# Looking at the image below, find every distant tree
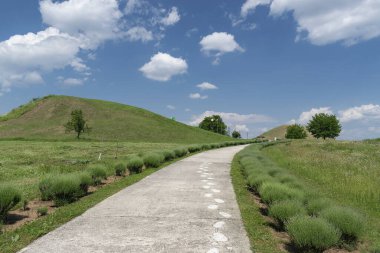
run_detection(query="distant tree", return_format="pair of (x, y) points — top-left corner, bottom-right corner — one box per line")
(306, 113), (341, 140)
(285, 124), (307, 139)
(199, 115), (227, 135)
(232, 130), (241, 139)
(64, 109), (91, 139)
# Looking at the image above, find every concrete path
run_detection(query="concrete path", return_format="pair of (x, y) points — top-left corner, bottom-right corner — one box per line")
(20, 146), (251, 253)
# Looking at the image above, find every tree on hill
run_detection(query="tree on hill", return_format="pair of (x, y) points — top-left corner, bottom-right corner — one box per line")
(199, 115), (227, 135)
(64, 109), (91, 139)
(285, 124), (307, 139)
(232, 130), (241, 139)
(306, 113), (341, 140)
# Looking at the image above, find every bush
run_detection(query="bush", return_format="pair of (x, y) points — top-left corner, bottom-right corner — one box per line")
(143, 153), (164, 168)
(127, 156), (144, 174)
(88, 166), (107, 185)
(320, 206), (365, 240)
(161, 150), (175, 161)
(37, 206), (48, 216)
(286, 216), (341, 250)
(50, 175), (82, 206)
(247, 174), (275, 191)
(114, 163), (127, 176)
(188, 145), (201, 153)
(174, 147), (188, 157)
(259, 182), (304, 205)
(77, 172), (92, 194)
(269, 200), (306, 227)
(306, 198), (334, 215)
(0, 185), (21, 221)
(39, 176), (55, 201)
(201, 144), (210, 150)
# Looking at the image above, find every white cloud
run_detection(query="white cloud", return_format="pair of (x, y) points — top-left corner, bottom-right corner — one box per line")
(125, 26), (153, 42)
(40, 0), (123, 49)
(241, 0), (380, 46)
(185, 108), (191, 112)
(0, 27), (81, 94)
(186, 28), (198, 38)
(62, 78), (85, 86)
(166, 105), (175, 110)
(190, 110), (274, 126)
(241, 0), (271, 18)
(197, 82), (218, 90)
(339, 104), (380, 123)
(139, 52), (188, 81)
(160, 7), (180, 26)
(189, 93), (208, 100)
(235, 124), (249, 132)
(200, 32), (244, 55)
(296, 107), (333, 124)
(70, 58), (90, 73)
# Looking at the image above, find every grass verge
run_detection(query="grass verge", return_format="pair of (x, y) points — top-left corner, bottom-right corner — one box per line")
(0, 154), (192, 253)
(230, 151), (283, 253)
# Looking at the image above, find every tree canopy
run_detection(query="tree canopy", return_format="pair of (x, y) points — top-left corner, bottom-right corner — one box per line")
(232, 130), (241, 139)
(198, 115), (227, 135)
(64, 109), (91, 139)
(285, 124), (307, 139)
(306, 113), (341, 140)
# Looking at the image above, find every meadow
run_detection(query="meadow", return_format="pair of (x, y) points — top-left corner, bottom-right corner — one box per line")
(233, 140), (380, 252)
(262, 140), (380, 251)
(0, 140), (182, 201)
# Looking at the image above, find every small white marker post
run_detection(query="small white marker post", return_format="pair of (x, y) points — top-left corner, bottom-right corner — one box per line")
(98, 153), (102, 161)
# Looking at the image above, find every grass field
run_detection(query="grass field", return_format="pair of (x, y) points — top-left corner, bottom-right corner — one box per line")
(0, 140), (182, 201)
(0, 95), (232, 143)
(261, 140), (380, 251)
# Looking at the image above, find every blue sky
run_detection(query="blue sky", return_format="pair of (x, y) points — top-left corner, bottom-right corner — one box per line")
(1, 0), (380, 140)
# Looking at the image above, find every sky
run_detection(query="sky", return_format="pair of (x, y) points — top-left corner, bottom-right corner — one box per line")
(1, 0), (380, 140)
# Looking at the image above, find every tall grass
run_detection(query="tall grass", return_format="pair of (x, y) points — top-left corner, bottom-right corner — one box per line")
(0, 186), (21, 221)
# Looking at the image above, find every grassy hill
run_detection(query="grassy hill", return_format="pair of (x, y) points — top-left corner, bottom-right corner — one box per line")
(259, 125), (314, 140)
(258, 125), (288, 140)
(0, 95), (232, 143)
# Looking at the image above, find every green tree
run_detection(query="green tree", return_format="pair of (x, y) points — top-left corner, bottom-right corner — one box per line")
(199, 115), (227, 135)
(232, 130), (241, 139)
(285, 124), (307, 139)
(306, 113), (341, 140)
(64, 109), (91, 139)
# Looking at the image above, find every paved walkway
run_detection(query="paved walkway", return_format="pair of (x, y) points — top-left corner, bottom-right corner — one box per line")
(20, 146), (251, 253)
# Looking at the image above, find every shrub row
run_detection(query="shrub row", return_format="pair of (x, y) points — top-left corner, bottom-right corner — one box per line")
(0, 140), (258, 220)
(238, 145), (365, 251)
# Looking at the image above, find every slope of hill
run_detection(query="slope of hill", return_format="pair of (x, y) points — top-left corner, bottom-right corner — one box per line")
(0, 95), (232, 143)
(258, 125), (288, 140)
(259, 125), (314, 140)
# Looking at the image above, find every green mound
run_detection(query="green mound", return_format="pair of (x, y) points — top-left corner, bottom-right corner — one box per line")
(0, 95), (232, 143)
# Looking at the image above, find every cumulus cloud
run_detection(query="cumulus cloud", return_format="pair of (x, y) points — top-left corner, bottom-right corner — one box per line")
(190, 110), (274, 126)
(160, 7), (180, 26)
(189, 93), (208, 100)
(166, 105), (175, 110)
(197, 82), (218, 90)
(139, 52), (188, 81)
(235, 124), (250, 132)
(200, 32), (244, 64)
(292, 107), (333, 125)
(40, 0), (123, 49)
(62, 78), (85, 86)
(339, 104), (380, 123)
(241, 0), (380, 46)
(200, 32), (244, 55)
(241, 0), (271, 18)
(0, 27), (81, 94)
(125, 26), (153, 42)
